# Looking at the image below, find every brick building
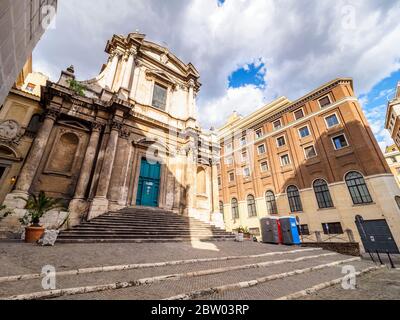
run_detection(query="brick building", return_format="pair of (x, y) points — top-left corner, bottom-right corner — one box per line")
(218, 78), (400, 251)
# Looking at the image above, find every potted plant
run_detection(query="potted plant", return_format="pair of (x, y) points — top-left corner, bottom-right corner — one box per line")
(18, 192), (65, 243)
(239, 226), (252, 240)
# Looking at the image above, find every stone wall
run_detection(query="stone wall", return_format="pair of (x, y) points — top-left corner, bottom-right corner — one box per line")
(301, 242), (361, 257)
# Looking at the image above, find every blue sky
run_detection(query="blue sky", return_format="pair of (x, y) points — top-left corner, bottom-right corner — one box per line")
(33, 0), (400, 150)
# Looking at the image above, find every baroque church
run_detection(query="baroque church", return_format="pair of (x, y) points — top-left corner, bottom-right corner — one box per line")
(0, 33), (224, 235)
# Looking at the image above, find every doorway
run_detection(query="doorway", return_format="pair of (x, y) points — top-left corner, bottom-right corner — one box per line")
(136, 158), (161, 207)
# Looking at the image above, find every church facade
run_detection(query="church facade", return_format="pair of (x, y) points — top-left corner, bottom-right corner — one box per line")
(1, 33), (223, 233)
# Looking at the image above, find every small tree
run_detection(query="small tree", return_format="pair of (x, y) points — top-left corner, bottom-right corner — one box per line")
(67, 79), (86, 97)
(18, 192), (65, 227)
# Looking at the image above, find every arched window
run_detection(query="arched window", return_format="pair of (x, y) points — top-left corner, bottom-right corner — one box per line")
(287, 185), (303, 213)
(26, 114), (42, 135)
(48, 133), (79, 173)
(345, 172), (373, 205)
(247, 195), (257, 217)
(265, 191), (278, 215)
(219, 201), (224, 214)
(231, 198), (239, 219)
(196, 167), (206, 194)
(313, 179), (334, 209)
(396, 196), (400, 210)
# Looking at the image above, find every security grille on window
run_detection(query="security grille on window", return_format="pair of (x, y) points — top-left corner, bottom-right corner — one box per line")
(322, 222), (343, 235)
(319, 96), (331, 108)
(332, 134), (348, 150)
(313, 179), (334, 209)
(345, 172), (373, 205)
(326, 114), (339, 128)
(152, 83), (167, 110)
(247, 195), (257, 217)
(231, 198), (239, 219)
(287, 185), (303, 212)
(299, 126), (310, 138)
(299, 224), (310, 235)
(265, 191), (278, 215)
(304, 145), (317, 159)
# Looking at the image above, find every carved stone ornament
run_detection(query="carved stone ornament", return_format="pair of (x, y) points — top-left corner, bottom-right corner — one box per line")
(160, 53), (169, 65)
(0, 120), (22, 143)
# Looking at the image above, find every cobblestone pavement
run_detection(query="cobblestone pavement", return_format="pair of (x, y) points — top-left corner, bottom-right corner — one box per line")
(0, 241), (381, 300)
(0, 241), (293, 277)
(301, 267), (400, 300)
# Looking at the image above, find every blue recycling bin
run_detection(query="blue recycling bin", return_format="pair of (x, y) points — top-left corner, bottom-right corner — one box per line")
(280, 216), (301, 245)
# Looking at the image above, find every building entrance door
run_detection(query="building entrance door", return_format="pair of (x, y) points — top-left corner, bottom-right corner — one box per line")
(136, 158), (161, 207)
(355, 216), (399, 254)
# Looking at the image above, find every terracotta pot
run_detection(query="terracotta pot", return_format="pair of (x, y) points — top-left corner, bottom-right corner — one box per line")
(25, 226), (45, 243)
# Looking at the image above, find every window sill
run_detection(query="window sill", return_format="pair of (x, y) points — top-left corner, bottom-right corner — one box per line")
(352, 202), (376, 207)
(317, 207), (337, 211)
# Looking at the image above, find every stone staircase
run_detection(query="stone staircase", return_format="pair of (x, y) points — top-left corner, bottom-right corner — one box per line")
(57, 207), (235, 243)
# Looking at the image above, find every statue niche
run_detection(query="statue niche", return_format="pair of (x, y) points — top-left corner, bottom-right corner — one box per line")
(47, 132), (80, 174)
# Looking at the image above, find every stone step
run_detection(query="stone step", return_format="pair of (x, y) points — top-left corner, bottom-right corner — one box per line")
(94, 216), (211, 224)
(58, 233), (235, 239)
(56, 237), (236, 244)
(82, 220), (223, 229)
(75, 222), (223, 230)
(64, 228), (229, 235)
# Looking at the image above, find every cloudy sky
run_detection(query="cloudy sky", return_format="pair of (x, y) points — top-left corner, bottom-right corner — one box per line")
(34, 0), (400, 149)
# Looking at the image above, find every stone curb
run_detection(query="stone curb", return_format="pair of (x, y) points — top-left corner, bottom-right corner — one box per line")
(0, 248), (322, 284)
(275, 265), (385, 300)
(3, 250), (330, 300)
(164, 257), (361, 300)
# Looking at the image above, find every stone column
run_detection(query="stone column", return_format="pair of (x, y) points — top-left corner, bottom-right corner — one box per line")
(188, 80), (195, 119)
(68, 123), (102, 225)
(87, 122), (120, 220)
(122, 49), (135, 89)
(4, 110), (58, 209)
(105, 52), (120, 90)
(210, 161), (225, 229)
(108, 127), (131, 210)
(185, 144), (197, 217)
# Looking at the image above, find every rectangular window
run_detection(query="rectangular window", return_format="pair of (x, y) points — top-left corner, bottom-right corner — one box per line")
(322, 222), (344, 235)
(298, 126), (310, 138)
(229, 172), (235, 182)
(25, 83), (36, 93)
(299, 224), (310, 236)
(152, 83), (168, 110)
(257, 144), (266, 155)
(241, 151), (248, 162)
(325, 114), (340, 128)
(304, 145), (317, 159)
(240, 136), (247, 147)
(255, 128), (264, 139)
(225, 156), (233, 166)
(277, 136), (286, 147)
(294, 109), (305, 120)
(281, 154), (291, 166)
(218, 176), (222, 187)
(319, 96), (331, 108)
(273, 120), (282, 130)
(260, 161), (269, 172)
(243, 167), (251, 178)
(225, 143), (233, 153)
(332, 134), (349, 150)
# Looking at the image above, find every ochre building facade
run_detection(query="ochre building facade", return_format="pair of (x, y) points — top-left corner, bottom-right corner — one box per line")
(218, 79), (400, 251)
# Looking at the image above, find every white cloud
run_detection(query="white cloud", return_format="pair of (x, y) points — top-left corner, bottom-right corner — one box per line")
(32, 0), (400, 129)
(199, 85), (265, 129)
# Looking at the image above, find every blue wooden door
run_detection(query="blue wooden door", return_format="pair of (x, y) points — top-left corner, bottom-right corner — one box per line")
(136, 158), (161, 207)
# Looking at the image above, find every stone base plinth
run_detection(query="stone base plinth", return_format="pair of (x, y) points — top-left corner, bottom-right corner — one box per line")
(211, 212), (225, 229)
(68, 199), (90, 227)
(3, 191), (29, 210)
(87, 197), (109, 220)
